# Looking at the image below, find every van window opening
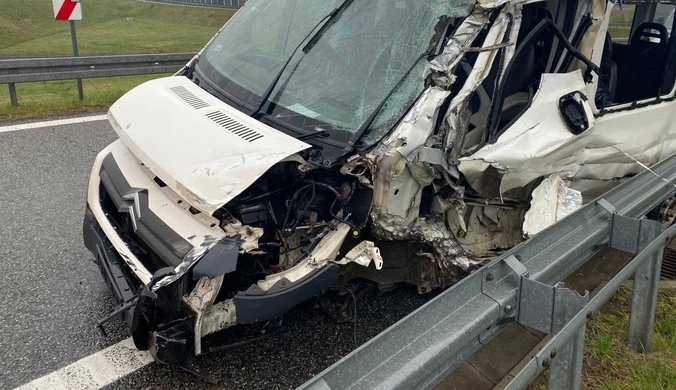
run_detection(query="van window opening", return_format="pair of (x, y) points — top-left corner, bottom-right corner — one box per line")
(603, 1), (676, 106)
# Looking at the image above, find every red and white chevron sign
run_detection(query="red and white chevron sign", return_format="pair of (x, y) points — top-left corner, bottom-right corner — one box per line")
(52, 0), (83, 21)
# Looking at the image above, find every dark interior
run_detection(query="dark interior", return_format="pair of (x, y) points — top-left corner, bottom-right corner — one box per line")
(462, 3), (552, 150)
(599, 32), (619, 102)
(613, 22), (670, 102)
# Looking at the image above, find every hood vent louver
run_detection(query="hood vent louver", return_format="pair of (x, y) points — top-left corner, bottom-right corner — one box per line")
(170, 86), (210, 109)
(205, 111), (264, 142)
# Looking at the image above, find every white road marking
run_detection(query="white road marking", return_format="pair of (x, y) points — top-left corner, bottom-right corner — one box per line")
(15, 338), (154, 390)
(0, 114), (108, 133)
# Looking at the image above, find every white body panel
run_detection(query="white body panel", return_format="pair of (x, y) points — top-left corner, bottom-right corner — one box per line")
(86, 140), (225, 284)
(108, 76), (312, 214)
(460, 70), (676, 198)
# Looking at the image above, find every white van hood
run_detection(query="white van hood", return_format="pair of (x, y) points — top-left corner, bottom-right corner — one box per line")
(108, 76), (312, 214)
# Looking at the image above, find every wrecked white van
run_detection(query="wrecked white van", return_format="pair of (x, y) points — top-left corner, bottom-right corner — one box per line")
(83, 0), (676, 369)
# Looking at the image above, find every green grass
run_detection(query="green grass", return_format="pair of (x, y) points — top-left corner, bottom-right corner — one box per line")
(0, 0), (234, 55)
(0, 74), (168, 120)
(530, 286), (676, 390)
(582, 287), (676, 390)
(2, 18), (223, 56)
(0, 0), (234, 120)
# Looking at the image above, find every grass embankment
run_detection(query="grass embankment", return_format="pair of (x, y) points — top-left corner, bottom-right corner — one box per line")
(607, 5), (635, 39)
(0, 0), (234, 121)
(531, 286), (676, 390)
(582, 287), (676, 389)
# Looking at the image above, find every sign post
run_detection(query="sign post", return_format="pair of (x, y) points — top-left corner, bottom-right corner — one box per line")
(53, 0), (84, 100)
(69, 20), (83, 100)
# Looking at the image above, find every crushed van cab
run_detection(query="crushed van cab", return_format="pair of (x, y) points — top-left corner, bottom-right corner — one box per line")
(83, 0), (676, 368)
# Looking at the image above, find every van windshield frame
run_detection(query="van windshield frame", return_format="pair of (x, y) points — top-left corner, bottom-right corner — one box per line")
(195, 0), (474, 148)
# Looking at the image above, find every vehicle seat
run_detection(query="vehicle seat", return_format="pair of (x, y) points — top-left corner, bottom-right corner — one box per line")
(599, 32), (618, 101)
(615, 22), (668, 102)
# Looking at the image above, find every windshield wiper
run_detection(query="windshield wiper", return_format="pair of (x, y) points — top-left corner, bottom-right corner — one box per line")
(296, 129), (329, 141)
(343, 52), (429, 154)
(250, 0), (354, 118)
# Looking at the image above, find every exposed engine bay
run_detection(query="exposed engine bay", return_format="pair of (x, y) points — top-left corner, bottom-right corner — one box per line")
(214, 162), (373, 294)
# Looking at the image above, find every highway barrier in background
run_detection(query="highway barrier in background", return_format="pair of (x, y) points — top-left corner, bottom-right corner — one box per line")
(136, 0), (248, 8)
(299, 153), (676, 390)
(0, 53), (195, 107)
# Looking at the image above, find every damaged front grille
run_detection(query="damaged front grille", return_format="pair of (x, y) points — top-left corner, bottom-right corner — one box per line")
(99, 153), (192, 271)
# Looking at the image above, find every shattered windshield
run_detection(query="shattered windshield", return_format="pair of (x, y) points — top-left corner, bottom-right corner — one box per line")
(198, 0), (472, 145)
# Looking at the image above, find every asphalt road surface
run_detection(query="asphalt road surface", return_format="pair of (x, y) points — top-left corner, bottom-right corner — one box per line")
(0, 115), (434, 389)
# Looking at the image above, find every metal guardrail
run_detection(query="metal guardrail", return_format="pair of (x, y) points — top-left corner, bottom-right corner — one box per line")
(608, 22), (633, 29)
(1, 53), (195, 107)
(137, 0), (248, 8)
(299, 153), (676, 390)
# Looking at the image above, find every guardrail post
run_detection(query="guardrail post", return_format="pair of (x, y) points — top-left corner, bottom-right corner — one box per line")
(548, 327), (585, 390)
(627, 219), (666, 352)
(545, 285), (588, 390)
(8, 83), (18, 107)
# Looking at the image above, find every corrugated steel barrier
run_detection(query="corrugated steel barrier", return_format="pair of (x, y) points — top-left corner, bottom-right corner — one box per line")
(298, 153), (676, 390)
(0, 53), (196, 107)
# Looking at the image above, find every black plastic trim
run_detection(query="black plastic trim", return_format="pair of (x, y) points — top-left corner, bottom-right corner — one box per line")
(234, 264), (339, 323)
(83, 207), (138, 314)
(192, 238), (240, 280)
(100, 153), (192, 266)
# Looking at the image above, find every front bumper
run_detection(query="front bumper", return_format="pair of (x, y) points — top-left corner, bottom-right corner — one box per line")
(83, 139), (340, 360)
(83, 205), (137, 321)
(85, 140), (225, 285)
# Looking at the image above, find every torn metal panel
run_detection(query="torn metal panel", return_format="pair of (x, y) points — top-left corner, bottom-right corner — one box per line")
(368, 7), (493, 240)
(369, 147), (423, 238)
(381, 88), (452, 158)
(363, 6), (513, 285)
(448, 203), (526, 255)
(200, 299), (237, 339)
(445, 8), (511, 159)
(334, 241), (384, 270)
(523, 175), (583, 237)
(429, 9), (491, 73)
(183, 275), (224, 355)
(153, 235), (222, 291)
(459, 71), (603, 196)
(222, 223), (264, 253)
(477, 0), (515, 8)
